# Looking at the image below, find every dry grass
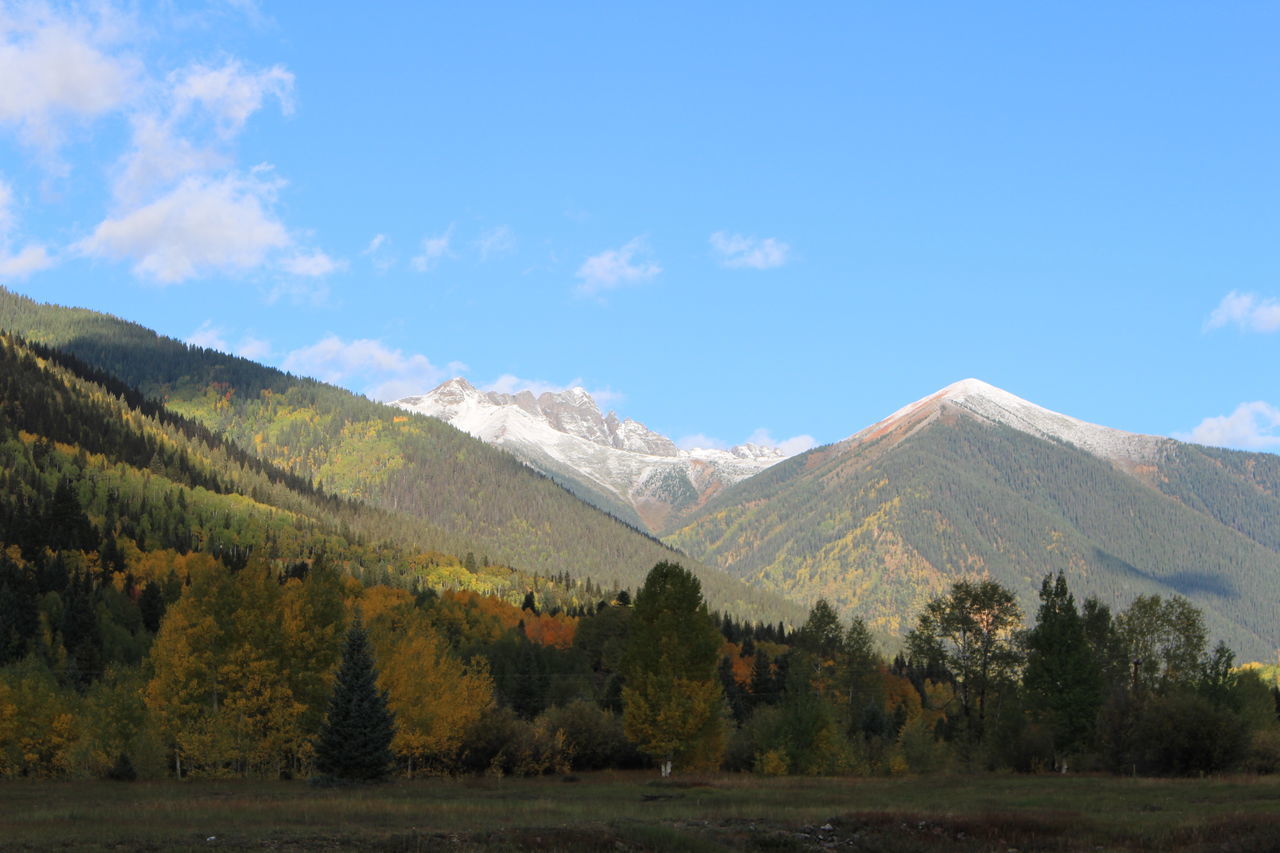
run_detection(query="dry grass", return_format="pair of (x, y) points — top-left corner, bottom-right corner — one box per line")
(1, 772), (1278, 851)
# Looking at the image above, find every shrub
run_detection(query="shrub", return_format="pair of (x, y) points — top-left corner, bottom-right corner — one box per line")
(538, 700), (639, 771)
(1132, 692), (1249, 775)
(105, 752), (136, 782)
(459, 707), (570, 777)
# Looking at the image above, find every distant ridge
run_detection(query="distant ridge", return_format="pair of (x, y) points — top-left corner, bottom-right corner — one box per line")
(394, 378), (790, 533)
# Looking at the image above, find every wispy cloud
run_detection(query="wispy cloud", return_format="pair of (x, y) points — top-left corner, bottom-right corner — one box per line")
(744, 427), (817, 456)
(282, 334), (465, 401)
(361, 233), (394, 272)
(411, 226), (454, 272)
(475, 225), (516, 260)
(169, 59), (293, 138)
(0, 178), (53, 277)
(186, 321), (271, 360)
(1206, 291), (1280, 334)
(709, 231), (789, 270)
(675, 433), (726, 451)
(575, 237), (661, 295)
(281, 249), (345, 277)
(1176, 402), (1280, 451)
(483, 374), (623, 405)
(677, 428), (816, 455)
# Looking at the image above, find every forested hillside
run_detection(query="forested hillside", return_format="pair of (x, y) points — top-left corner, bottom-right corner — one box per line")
(0, 288), (796, 623)
(0, 330), (560, 617)
(668, 416), (1280, 660)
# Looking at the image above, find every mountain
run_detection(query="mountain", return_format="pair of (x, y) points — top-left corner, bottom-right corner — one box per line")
(394, 378), (788, 533)
(0, 287), (800, 623)
(666, 378), (1280, 659)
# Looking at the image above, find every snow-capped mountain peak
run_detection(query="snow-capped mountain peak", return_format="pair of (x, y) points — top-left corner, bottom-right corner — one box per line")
(392, 379), (795, 532)
(853, 377), (1168, 463)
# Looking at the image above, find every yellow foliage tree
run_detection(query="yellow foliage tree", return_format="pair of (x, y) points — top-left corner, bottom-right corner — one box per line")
(622, 673), (724, 772)
(145, 561), (313, 777)
(620, 563), (725, 775)
(363, 588), (494, 775)
(0, 659), (79, 777)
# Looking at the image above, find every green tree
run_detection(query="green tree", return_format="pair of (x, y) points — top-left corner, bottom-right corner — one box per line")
(313, 617), (395, 782)
(839, 616), (882, 733)
(1116, 595), (1207, 690)
(907, 579), (1023, 739)
(1022, 572), (1102, 759)
(621, 562), (724, 776)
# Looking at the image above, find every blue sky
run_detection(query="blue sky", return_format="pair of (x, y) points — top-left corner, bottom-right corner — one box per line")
(1, 1), (1278, 453)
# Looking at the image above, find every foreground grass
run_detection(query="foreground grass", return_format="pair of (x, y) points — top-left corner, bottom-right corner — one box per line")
(1, 772), (1278, 851)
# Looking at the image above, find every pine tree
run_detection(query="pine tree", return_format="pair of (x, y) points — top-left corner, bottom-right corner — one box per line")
(313, 617), (396, 782)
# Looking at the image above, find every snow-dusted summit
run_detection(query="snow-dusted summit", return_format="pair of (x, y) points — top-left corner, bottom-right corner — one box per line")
(393, 379), (790, 532)
(849, 378), (1170, 464)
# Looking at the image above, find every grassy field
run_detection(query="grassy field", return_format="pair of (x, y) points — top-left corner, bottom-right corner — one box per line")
(1, 772), (1278, 851)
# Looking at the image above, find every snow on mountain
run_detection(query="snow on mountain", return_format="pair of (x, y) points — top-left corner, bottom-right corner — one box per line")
(393, 378), (790, 531)
(848, 377), (1170, 465)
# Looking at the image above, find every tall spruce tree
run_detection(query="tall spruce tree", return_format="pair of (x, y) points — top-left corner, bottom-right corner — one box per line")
(313, 617), (396, 782)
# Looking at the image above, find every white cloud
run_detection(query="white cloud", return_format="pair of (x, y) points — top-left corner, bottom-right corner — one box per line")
(744, 427), (817, 456)
(0, 5), (137, 160)
(186, 322), (273, 360)
(575, 237), (661, 295)
(679, 428), (815, 454)
(0, 178), (14, 235)
(264, 278), (330, 307)
(709, 231), (790, 270)
(281, 250), (345, 277)
(0, 244), (53, 277)
(475, 225), (516, 260)
(1177, 402), (1280, 451)
(676, 433), (727, 451)
(76, 172), (290, 283)
(411, 226), (454, 272)
(362, 233), (393, 272)
(1206, 291), (1280, 334)
(111, 112), (229, 207)
(483, 374), (623, 405)
(0, 177), (53, 278)
(235, 336), (271, 361)
(186, 322), (228, 351)
(282, 334), (465, 401)
(169, 59), (293, 138)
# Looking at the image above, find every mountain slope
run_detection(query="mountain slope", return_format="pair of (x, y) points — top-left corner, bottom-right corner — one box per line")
(393, 378), (788, 532)
(0, 287), (799, 623)
(667, 379), (1280, 659)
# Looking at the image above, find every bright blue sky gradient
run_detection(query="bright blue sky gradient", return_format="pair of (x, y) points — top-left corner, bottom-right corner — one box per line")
(2, 2), (1277, 452)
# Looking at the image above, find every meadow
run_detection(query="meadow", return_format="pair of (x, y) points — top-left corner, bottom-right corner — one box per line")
(2, 772), (1279, 852)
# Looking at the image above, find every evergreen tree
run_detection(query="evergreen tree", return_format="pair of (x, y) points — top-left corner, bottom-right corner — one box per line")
(313, 617), (396, 782)
(1023, 572), (1102, 758)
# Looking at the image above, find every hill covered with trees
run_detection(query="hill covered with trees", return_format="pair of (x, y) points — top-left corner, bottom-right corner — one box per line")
(668, 411), (1280, 660)
(0, 287), (797, 624)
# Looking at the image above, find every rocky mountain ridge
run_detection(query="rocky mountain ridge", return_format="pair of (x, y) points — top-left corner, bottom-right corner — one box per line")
(393, 378), (789, 532)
